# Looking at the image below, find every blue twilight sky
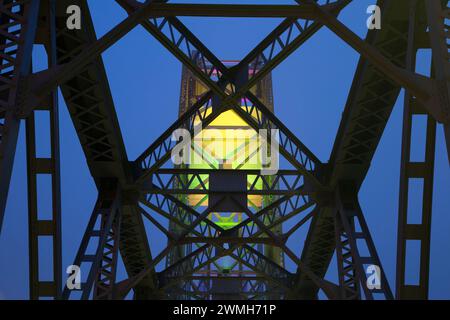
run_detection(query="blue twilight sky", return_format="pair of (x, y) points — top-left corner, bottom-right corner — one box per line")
(1, 0), (449, 299)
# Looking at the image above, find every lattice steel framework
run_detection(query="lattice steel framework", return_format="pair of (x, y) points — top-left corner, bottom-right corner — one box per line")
(0, 0), (448, 300)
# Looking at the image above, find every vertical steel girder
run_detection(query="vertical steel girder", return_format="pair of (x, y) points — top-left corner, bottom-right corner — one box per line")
(425, 0), (450, 161)
(0, 0), (39, 232)
(334, 210), (360, 299)
(53, 0), (158, 298)
(334, 183), (393, 300)
(93, 203), (122, 300)
(62, 182), (122, 300)
(294, 0), (447, 300)
(396, 0), (438, 300)
(26, 0), (62, 299)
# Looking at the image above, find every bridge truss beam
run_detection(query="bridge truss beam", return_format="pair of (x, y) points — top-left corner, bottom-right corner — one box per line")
(0, 0), (448, 300)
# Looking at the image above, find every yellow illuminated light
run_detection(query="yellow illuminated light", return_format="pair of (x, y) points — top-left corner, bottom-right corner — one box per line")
(187, 105), (265, 208)
(209, 109), (247, 127)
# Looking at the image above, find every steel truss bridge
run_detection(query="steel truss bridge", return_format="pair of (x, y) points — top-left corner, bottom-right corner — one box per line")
(0, 0), (449, 300)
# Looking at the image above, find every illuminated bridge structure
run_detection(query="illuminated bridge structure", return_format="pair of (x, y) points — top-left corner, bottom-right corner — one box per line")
(0, 0), (448, 300)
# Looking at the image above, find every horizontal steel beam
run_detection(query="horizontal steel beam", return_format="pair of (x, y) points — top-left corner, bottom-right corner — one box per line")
(146, 168), (309, 196)
(174, 237), (279, 246)
(131, 3), (338, 18)
(166, 276), (269, 281)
